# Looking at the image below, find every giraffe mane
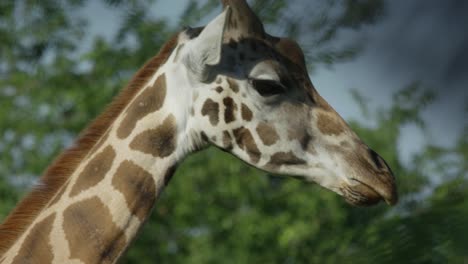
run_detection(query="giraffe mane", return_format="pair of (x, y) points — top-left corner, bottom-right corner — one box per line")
(0, 32), (180, 255)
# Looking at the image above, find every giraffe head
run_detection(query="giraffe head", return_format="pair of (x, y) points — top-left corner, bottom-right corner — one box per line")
(175, 0), (397, 206)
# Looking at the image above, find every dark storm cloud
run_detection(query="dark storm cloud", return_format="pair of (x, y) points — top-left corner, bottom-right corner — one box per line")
(311, 0), (467, 151)
(433, 1), (468, 86)
(444, 36), (468, 86)
(347, 0), (468, 147)
(370, 0), (468, 94)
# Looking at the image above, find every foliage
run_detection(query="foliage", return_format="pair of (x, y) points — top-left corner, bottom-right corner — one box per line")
(0, 0), (466, 263)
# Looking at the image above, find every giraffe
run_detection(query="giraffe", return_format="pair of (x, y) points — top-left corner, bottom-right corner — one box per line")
(0, 1), (397, 263)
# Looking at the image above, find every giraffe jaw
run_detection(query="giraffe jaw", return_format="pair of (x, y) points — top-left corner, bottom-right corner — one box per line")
(341, 178), (398, 206)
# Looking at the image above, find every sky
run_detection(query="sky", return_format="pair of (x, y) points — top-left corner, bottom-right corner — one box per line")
(314, 0), (467, 163)
(83, 0), (467, 166)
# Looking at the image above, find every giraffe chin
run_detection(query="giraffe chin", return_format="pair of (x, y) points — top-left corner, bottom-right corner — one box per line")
(341, 181), (397, 207)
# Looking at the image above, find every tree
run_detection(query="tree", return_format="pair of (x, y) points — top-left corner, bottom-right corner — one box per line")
(0, 0), (385, 222)
(1, 1), (466, 263)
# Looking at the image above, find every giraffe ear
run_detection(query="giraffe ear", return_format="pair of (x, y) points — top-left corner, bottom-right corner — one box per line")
(185, 7), (231, 81)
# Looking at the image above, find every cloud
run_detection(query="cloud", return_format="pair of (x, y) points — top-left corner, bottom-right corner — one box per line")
(367, 0), (468, 147)
(315, 0), (466, 156)
(368, 0), (468, 94)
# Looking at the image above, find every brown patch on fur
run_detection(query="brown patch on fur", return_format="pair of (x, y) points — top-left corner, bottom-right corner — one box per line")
(201, 99), (220, 126)
(226, 78), (239, 93)
(215, 86), (224, 93)
(241, 103), (253, 121)
(223, 97), (238, 124)
(340, 141), (351, 148)
(0, 32), (179, 255)
(70, 146), (116, 197)
(316, 112), (345, 136)
(130, 114), (177, 158)
(63, 197), (127, 264)
(11, 213), (55, 264)
(117, 74), (167, 139)
(267, 151), (306, 167)
(256, 122), (279, 146)
(222, 131), (233, 150)
(233, 127), (260, 163)
(288, 128), (313, 152)
(112, 161), (156, 221)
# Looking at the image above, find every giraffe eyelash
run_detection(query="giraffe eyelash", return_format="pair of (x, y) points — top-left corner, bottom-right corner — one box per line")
(249, 78), (286, 97)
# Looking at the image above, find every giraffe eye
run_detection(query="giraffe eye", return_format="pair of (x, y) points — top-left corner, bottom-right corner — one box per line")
(249, 78), (285, 97)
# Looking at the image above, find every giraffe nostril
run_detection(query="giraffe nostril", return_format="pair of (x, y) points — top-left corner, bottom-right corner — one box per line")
(368, 148), (384, 169)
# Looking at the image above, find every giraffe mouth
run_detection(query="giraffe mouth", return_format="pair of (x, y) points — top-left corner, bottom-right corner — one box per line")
(341, 179), (397, 206)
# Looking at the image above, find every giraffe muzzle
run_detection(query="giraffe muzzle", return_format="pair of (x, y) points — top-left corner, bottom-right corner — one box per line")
(337, 146), (398, 206)
(342, 175), (398, 207)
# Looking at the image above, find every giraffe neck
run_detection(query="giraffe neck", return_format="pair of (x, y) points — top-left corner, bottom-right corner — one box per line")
(3, 142), (178, 264)
(0, 34), (190, 263)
